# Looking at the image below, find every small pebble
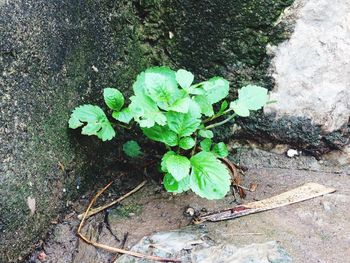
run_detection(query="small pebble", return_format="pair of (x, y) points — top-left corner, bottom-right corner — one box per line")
(184, 207), (195, 217)
(286, 149), (299, 158)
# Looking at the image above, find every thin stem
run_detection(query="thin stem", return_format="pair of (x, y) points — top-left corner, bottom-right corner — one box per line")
(190, 133), (198, 157)
(205, 113), (237, 129)
(203, 108), (233, 124)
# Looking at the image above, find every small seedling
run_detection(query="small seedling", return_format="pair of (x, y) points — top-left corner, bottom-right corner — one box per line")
(69, 67), (269, 200)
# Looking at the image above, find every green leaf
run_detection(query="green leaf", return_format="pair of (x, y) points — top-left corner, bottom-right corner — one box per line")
(200, 138), (212, 152)
(103, 88), (124, 111)
(168, 97), (191, 113)
(179, 137), (195, 150)
(123, 140), (142, 158)
(212, 142), (229, 157)
(176, 69), (194, 89)
(68, 104), (115, 141)
(142, 125), (178, 146)
(161, 151), (176, 172)
(237, 85), (268, 110)
(218, 100), (229, 115)
(187, 85), (206, 95)
(163, 173), (190, 193)
(165, 154), (190, 181)
(129, 94), (166, 128)
(143, 67), (180, 109)
(198, 129), (213, 139)
(202, 77), (230, 104)
(112, 107), (133, 124)
(166, 111), (201, 137)
(193, 95), (214, 117)
(230, 100), (250, 117)
(188, 99), (202, 118)
(190, 151), (231, 200)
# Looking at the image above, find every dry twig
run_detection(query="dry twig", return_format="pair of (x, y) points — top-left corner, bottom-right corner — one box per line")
(77, 181), (181, 263)
(77, 180), (147, 220)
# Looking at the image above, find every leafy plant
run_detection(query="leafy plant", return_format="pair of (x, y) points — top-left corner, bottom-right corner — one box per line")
(69, 66), (269, 200)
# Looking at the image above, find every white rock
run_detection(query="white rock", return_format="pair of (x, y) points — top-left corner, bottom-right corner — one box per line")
(265, 0), (350, 132)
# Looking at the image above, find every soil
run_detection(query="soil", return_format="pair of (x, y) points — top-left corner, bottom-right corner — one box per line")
(25, 148), (350, 263)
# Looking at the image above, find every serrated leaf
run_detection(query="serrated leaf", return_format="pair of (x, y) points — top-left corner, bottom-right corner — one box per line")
(166, 154), (190, 181)
(237, 85), (268, 110)
(112, 107), (133, 124)
(123, 140), (141, 158)
(188, 99), (202, 118)
(96, 123), (115, 141)
(179, 137), (195, 150)
(129, 94), (166, 128)
(187, 86), (206, 95)
(142, 125), (178, 146)
(190, 151), (231, 200)
(161, 151), (176, 172)
(202, 77), (230, 104)
(200, 138), (212, 152)
(198, 129), (213, 139)
(230, 100), (250, 117)
(212, 142), (229, 157)
(193, 95), (214, 117)
(143, 67), (181, 109)
(166, 111), (201, 137)
(163, 173), (190, 193)
(176, 69), (194, 89)
(103, 88), (124, 111)
(169, 97), (191, 113)
(68, 104), (115, 141)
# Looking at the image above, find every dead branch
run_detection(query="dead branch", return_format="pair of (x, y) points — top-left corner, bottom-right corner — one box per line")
(77, 181), (181, 263)
(77, 180), (147, 220)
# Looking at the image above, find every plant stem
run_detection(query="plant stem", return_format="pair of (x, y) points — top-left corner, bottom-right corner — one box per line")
(205, 113), (237, 129)
(203, 108), (233, 124)
(190, 133), (198, 157)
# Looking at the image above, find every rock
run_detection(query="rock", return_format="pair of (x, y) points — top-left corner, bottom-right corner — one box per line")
(115, 227), (292, 263)
(191, 242), (292, 263)
(266, 0), (350, 133)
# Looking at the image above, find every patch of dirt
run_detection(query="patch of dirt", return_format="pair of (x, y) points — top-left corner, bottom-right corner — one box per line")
(25, 149), (350, 263)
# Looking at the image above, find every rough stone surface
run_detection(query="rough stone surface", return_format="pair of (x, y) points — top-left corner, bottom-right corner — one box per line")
(239, 0), (350, 155)
(0, 0), (152, 261)
(115, 228), (291, 263)
(265, 0), (350, 133)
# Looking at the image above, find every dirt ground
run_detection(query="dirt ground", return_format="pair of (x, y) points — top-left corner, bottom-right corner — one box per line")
(25, 148), (350, 263)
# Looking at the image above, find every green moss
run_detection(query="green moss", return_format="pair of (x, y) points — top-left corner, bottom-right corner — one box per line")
(111, 204), (143, 218)
(136, 0), (294, 88)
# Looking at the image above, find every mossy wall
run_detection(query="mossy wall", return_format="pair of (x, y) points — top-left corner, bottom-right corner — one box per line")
(0, 1), (153, 261)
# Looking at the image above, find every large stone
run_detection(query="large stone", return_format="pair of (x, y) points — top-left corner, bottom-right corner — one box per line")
(265, 0), (350, 133)
(0, 0), (153, 261)
(115, 227), (292, 263)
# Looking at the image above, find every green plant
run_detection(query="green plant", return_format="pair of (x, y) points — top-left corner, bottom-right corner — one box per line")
(69, 67), (269, 200)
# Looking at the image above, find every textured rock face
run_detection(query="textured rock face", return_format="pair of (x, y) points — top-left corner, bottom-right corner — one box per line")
(265, 0), (350, 133)
(0, 0), (151, 261)
(116, 228), (292, 263)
